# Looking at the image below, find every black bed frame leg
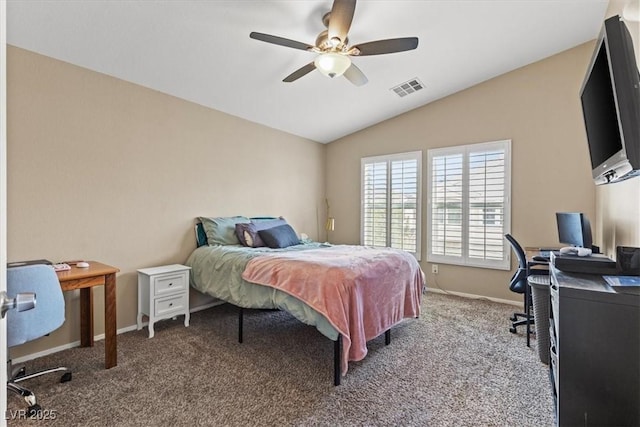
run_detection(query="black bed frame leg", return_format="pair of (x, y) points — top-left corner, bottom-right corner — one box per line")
(238, 307), (243, 344)
(334, 334), (342, 386)
(385, 329), (391, 345)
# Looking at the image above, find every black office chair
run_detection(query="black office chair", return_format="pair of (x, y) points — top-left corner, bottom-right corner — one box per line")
(505, 234), (549, 340)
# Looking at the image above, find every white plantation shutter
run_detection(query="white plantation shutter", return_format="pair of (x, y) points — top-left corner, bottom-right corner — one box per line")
(362, 161), (388, 247)
(427, 140), (511, 270)
(468, 149), (506, 262)
(430, 153), (463, 257)
(390, 160), (418, 251)
(361, 151), (422, 259)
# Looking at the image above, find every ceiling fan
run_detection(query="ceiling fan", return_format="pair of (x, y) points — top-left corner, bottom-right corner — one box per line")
(249, 0), (418, 86)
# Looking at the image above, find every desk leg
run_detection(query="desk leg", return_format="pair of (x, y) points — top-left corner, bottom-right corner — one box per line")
(526, 283), (531, 348)
(79, 288), (94, 347)
(105, 272), (117, 369)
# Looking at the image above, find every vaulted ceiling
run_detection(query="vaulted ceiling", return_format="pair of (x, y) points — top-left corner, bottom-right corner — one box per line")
(7, 1), (609, 143)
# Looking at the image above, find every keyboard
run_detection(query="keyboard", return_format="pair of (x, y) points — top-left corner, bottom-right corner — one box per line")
(534, 249), (560, 262)
(533, 255), (550, 262)
(52, 263), (71, 271)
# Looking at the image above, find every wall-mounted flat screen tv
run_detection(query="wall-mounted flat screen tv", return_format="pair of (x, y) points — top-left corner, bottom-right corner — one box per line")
(579, 15), (640, 185)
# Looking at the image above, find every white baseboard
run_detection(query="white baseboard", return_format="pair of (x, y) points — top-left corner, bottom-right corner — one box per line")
(12, 301), (225, 364)
(11, 324), (139, 365)
(190, 300), (224, 313)
(426, 287), (522, 307)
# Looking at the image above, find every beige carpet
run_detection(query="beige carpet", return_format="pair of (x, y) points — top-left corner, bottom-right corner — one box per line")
(7, 292), (554, 426)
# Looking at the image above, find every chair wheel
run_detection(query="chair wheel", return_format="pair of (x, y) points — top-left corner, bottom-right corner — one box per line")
(15, 367), (26, 378)
(27, 404), (42, 418)
(60, 372), (72, 383)
(510, 315), (517, 321)
(509, 327), (517, 334)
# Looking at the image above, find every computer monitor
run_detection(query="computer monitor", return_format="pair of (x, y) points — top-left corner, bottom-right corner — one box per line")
(556, 212), (593, 249)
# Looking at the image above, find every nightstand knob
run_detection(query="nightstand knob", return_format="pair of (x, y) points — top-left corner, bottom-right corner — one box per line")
(168, 283), (173, 286)
(169, 303), (173, 307)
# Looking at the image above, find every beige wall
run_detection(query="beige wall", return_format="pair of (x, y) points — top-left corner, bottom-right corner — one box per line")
(7, 6), (640, 358)
(7, 46), (326, 357)
(326, 42), (602, 302)
(597, 5), (640, 256)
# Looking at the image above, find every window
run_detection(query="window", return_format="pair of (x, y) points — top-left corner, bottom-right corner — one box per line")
(427, 140), (511, 270)
(361, 151), (422, 259)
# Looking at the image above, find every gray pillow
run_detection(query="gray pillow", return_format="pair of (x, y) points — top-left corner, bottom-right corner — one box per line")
(258, 224), (300, 249)
(235, 223), (260, 247)
(236, 218), (287, 247)
(199, 216), (250, 246)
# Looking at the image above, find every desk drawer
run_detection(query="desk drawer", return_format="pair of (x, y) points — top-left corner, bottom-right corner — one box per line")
(153, 272), (187, 296)
(154, 294), (188, 317)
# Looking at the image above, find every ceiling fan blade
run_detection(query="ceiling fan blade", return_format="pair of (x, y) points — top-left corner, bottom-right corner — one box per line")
(283, 62), (317, 83)
(343, 63), (368, 86)
(328, 0), (356, 44)
(250, 32), (315, 51)
(352, 37), (419, 56)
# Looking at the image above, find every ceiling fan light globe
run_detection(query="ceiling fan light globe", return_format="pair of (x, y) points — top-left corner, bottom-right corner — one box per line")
(314, 53), (351, 79)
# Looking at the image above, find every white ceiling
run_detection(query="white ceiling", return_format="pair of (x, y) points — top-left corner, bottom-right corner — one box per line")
(7, 1), (609, 144)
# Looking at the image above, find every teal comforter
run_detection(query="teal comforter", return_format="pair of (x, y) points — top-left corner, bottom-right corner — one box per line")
(185, 243), (339, 340)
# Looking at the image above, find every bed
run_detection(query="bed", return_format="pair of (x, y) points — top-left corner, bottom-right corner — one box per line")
(186, 216), (424, 385)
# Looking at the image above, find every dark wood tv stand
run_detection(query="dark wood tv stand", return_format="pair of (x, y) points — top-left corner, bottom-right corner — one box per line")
(550, 264), (640, 426)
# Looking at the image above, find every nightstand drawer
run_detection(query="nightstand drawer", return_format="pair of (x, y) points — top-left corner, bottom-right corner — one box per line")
(153, 272), (187, 296)
(154, 294), (188, 317)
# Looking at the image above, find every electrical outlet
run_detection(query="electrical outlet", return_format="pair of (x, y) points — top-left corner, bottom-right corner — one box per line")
(431, 264), (438, 274)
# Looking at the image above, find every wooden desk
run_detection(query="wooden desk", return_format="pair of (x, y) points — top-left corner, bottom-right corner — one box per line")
(56, 261), (120, 369)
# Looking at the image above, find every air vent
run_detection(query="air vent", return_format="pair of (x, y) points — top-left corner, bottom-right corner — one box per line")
(391, 78), (424, 97)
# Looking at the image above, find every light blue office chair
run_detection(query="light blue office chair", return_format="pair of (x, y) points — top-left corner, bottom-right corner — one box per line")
(7, 265), (71, 416)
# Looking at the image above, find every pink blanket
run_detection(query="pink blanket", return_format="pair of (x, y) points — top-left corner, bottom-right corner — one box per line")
(241, 245), (423, 375)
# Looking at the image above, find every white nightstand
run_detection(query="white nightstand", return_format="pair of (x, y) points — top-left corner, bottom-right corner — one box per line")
(137, 264), (191, 338)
